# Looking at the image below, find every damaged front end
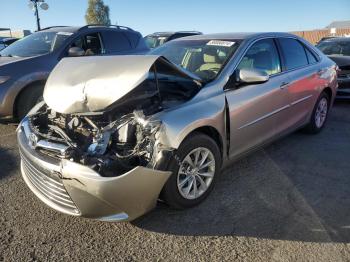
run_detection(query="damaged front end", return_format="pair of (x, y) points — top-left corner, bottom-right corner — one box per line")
(17, 55), (202, 221)
(18, 104), (173, 221)
(27, 105), (168, 176)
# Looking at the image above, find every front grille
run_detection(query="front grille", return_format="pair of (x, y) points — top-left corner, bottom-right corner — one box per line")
(338, 70), (350, 78)
(20, 150), (80, 215)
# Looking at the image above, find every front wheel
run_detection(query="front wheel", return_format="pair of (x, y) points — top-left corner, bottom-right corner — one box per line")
(16, 84), (44, 120)
(161, 132), (222, 209)
(304, 91), (330, 134)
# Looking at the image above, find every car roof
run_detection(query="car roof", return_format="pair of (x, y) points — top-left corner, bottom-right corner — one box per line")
(40, 25), (137, 34)
(41, 26), (81, 33)
(320, 37), (350, 43)
(147, 31), (202, 37)
(173, 32), (296, 41)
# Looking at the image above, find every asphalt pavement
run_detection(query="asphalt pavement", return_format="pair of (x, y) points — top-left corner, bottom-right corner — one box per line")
(0, 102), (349, 261)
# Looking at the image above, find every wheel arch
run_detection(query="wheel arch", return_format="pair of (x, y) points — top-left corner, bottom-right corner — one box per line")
(183, 125), (224, 159)
(13, 80), (46, 118)
(322, 86), (333, 101)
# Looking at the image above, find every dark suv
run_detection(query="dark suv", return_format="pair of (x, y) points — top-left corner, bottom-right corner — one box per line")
(0, 25), (149, 120)
(144, 31), (202, 49)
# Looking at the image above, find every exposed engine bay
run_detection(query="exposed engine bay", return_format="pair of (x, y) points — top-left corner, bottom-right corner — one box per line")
(28, 104), (165, 177)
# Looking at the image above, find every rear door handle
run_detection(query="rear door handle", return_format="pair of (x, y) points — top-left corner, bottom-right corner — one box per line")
(280, 82), (289, 89)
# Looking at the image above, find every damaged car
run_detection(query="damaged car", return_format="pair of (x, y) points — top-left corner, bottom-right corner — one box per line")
(17, 33), (337, 221)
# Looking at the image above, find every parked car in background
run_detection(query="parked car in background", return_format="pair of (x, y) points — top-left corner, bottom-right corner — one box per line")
(144, 31), (202, 49)
(316, 37), (350, 98)
(17, 32), (337, 222)
(316, 36), (340, 45)
(0, 37), (18, 51)
(0, 25), (149, 120)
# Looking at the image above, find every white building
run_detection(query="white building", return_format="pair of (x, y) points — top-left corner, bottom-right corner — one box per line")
(0, 28), (31, 38)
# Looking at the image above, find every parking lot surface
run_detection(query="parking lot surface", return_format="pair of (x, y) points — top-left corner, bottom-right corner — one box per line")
(0, 102), (349, 261)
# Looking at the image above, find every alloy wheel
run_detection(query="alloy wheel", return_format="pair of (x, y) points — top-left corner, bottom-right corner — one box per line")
(315, 97), (328, 128)
(177, 147), (216, 200)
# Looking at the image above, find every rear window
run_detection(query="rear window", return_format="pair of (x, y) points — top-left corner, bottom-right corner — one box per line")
(145, 35), (169, 49)
(102, 31), (132, 52)
(305, 47), (318, 64)
(278, 38), (308, 70)
(125, 31), (141, 48)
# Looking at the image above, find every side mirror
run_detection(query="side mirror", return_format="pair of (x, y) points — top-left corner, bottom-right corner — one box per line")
(68, 47), (85, 57)
(238, 68), (269, 84)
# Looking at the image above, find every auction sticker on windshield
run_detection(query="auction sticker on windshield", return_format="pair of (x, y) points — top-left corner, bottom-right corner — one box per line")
(206, 40), (235, 47)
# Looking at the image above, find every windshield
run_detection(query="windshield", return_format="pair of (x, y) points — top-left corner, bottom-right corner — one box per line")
(0, 31), (72, 57)
(316, 40), (350, 56)
(150, 39), (240, 81)
(145, 35), (169, 49)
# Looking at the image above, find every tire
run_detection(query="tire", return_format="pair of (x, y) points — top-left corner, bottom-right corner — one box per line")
(304, 91), (330, 134)
(16, 84), (44, 120)
(161, 132), (222, 209)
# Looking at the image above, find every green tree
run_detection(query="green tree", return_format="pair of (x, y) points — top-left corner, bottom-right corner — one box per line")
(85, 0), (111, 25)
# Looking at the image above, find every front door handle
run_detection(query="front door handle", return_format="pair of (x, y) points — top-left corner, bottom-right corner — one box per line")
(280, 82), (289, 89)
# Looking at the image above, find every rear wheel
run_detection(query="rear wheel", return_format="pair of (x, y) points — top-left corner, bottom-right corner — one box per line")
(161, 132), (221, 209)
(16, 84), (44, 120)
(304, 91), (330, 134)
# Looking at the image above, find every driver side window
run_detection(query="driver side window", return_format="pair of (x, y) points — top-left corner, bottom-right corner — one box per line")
(69, 33), (103, 56)
(238, 39), (281, 76)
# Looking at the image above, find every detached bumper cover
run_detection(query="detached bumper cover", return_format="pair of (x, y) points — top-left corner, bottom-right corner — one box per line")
(17, 119), (171, 221)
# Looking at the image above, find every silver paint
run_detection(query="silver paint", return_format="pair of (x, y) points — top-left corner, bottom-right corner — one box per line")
(43, 55), (201, 114)
(44, 55), (160, 114)
(17, 32), (338, 221)
(18, 125), (171, 221)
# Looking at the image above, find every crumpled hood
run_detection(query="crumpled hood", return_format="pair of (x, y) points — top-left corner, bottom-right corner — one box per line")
(44, 55), (200, 114)
(44, 55), (159, 114)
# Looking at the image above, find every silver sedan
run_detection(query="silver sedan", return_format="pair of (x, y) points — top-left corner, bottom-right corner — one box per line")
(17, 32), (337, 221)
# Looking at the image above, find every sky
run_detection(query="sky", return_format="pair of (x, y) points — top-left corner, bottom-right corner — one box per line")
(0, 0), (349, 36)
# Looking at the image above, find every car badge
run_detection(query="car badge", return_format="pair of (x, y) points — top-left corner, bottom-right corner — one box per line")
(28, 133), (38, 149)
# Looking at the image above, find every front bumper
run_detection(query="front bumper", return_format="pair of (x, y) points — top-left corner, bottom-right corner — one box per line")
(17, 118), (171, 222)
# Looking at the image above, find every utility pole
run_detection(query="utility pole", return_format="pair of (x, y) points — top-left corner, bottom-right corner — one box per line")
(33, 0), (41, 31)
(28, 0), (49, 31)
